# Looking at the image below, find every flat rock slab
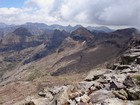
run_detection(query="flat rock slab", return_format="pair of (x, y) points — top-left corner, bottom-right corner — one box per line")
(85, 68), (108, 81)
(89, 89), (115, 104)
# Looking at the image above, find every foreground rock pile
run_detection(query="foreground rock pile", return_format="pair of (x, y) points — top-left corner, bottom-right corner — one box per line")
(16, 46), (140, 105)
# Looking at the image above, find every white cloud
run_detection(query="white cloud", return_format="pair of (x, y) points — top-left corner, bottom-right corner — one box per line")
(0, 0), (140, 27)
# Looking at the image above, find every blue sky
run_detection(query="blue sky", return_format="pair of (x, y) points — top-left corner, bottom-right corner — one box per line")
(0, 0), (25, 8)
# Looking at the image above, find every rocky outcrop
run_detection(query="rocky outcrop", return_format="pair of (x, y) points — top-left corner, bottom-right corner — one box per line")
(71, 27), (94, 47)
(18, 45), (140, 105)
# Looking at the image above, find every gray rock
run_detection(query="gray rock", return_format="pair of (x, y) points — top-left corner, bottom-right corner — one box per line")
(110, 81), (125, 90)
(78, 81), (95, 92)
(113, 64), (131, 70)
(80, 94), (90, 103)
(69, 91), (83, 99)
(45, 92), (53, 101)
(75, 96), (81, 103)
(84, 69), (107, 81)
(121, 53), (140, 64)
(57, 88), (69, 105)
(49, 86), (67, 95)
(123, 76), (135, 88)
(89, 89), (114, 104)
(126, 88), (140, 100)
(130, 49), (140, 52)
(121, 68), (138, 74)
(101, 98), (127, 105)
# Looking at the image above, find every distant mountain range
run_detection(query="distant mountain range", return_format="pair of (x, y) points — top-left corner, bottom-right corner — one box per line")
(0, 22), (113, 37)
(0, 25), (139, 79)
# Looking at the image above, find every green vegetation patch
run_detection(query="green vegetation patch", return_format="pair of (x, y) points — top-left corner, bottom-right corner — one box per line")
(135, 75), (140, 81)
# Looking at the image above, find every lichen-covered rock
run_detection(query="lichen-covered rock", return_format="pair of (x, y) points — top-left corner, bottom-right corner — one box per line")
(113, 89), (128, 100)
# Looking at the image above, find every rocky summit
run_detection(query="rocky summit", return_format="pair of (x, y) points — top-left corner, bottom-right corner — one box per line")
(0, 24), (139, 105)
(18, 44), (140, 105)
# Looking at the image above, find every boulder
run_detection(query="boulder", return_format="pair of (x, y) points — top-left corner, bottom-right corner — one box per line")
(121, 53), (139, 65)
(93, 82), (104, 90)
(113, 64), (131, 70)
(114, 74), (126, 83)
(80, 94), (90, 103)
(89, 89), (114, 104)
(126, 88), (140, 100)
(85, 75), (101, 81)
(84, 69), (107, 81)
(110, 81), (125, 90)
(121, 68), (138, 74)
(69, 91), (83, 99)
(49, 86), (67, 95)
(99, 73), (112, 83)
(75, 96), (81, 103)
(123, 76), (135, 88)
(45, 92), (53, 101)
(88, 86), (96, 95)
(130, 48), (140, 52)
(57, 86), (70, 105)
(113, 89), (128, 100)
(77, 81), (95, 92)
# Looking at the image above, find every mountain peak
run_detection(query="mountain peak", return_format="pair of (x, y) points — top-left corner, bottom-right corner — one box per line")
(70, 27), (94, 47)
(71, 27), (94, 40)
(13, 27), (32, 36)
